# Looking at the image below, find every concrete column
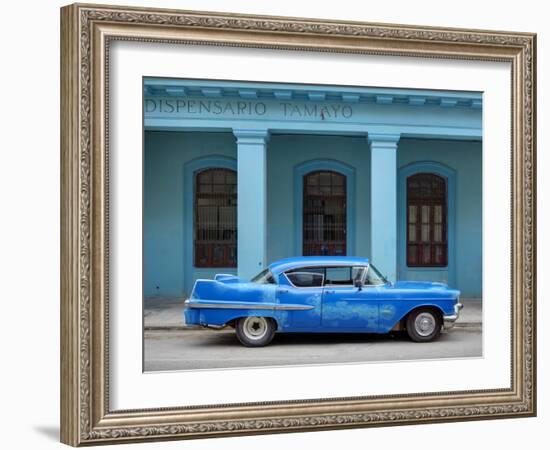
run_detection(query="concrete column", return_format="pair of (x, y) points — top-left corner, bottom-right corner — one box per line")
(368, 133), (400, 281)
(233, 129), (270, 280)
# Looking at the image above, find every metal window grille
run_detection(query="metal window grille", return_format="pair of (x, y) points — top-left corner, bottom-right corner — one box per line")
(194, 168), (237, 267)
(303, 171), (347, 256)
(406, 173), (447, 267)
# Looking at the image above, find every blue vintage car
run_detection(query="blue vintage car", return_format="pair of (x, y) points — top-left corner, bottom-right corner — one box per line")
(184, 256), (463, 347)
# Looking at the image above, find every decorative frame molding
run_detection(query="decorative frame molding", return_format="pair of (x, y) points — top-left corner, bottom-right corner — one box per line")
(60, 3), (536, 446)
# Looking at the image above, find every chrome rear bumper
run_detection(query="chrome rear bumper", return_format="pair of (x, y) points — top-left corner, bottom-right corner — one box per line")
(443, 302), (463, 329)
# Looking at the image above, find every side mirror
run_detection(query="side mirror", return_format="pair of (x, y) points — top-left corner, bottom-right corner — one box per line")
(354, 279), (363, 290)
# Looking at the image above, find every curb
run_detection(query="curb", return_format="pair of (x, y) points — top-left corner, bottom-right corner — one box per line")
(145, 323), (482, 332)
(452, 322), (482, 328)
(145, 326), (202, 331)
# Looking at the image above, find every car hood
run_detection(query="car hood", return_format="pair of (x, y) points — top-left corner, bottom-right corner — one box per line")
(391, 281), (460, 298)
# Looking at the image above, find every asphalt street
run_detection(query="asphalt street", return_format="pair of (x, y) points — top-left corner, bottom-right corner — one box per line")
(143, 327), (482, 372)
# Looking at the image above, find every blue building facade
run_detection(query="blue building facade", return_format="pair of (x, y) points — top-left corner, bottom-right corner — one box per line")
(143, 79), (482, 298)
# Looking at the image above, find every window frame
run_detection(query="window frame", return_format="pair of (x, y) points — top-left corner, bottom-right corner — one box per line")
(406, 172), (448, 268)
(302, 170), (347, 257)
(193, 167), (238, 268)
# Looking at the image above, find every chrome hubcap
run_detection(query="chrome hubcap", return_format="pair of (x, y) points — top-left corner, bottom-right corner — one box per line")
(242, 317), (268, 340)
(415, 312), (436, 336)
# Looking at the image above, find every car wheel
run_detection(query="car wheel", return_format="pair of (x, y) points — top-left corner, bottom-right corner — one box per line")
(235, 316), (276, 347)
(406, 308), (442, 342)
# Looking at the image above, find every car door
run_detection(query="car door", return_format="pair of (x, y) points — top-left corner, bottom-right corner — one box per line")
(277, 268), (324, 329)
(321, 266), (379, 331)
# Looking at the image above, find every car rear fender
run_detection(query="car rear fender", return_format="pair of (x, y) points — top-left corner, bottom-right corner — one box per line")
(189, 279), (276, 303)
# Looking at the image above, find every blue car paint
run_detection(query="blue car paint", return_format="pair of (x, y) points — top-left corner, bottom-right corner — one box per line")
(184, 256), (460, 334)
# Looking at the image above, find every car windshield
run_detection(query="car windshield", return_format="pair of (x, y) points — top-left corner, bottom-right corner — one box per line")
(250, 268), (276, 284)
(365, 264), (388, 286)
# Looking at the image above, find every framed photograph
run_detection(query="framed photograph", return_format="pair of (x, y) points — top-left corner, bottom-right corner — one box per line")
(60, 3), (536, 446)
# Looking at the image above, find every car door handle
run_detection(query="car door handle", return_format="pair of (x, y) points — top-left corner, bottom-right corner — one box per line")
(278, 289), (288, 294)
(325, 290), (335, 294)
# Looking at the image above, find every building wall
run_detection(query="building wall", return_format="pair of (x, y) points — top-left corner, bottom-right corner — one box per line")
(144, 131), (237, 297)
(144, 132), (482, 298)
(398, 138), (482, 297)
(267, 134), (371, 263)
(145, 132), (371, 297)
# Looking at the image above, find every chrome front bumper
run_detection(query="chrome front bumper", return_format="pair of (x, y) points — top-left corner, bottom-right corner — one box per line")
(443, 302), (463, 329)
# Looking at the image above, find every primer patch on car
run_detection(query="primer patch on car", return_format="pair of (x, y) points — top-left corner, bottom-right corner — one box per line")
(379, 304), (397, 320)
(322, 302), (378, 327)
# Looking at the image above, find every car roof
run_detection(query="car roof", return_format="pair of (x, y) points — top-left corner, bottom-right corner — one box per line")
(268, 256), (370, 275)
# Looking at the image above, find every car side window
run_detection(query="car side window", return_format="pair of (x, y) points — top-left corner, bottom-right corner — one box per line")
(325, 266), (365, 286)
(325, 267), (351, 285)
(285, 271), (324, 288)
(285, 266), (366, 287)
(352, 266), (366, 283)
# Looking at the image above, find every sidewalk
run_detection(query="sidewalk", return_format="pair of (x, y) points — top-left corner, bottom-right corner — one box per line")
(144, 296), (482, 330)
(454, 298), (482, 328)
(144, 296), (187, 329)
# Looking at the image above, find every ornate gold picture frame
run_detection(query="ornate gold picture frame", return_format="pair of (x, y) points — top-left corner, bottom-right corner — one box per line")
(60, 3), (536, 446)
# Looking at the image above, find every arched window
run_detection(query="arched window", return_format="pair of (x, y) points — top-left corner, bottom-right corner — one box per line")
(406, 173), (447, 267)
(303, 170), (346, 256)
(194, 168), (237, 267)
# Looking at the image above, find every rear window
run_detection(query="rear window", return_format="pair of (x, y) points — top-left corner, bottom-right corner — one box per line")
(250, 269), (276, 284)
